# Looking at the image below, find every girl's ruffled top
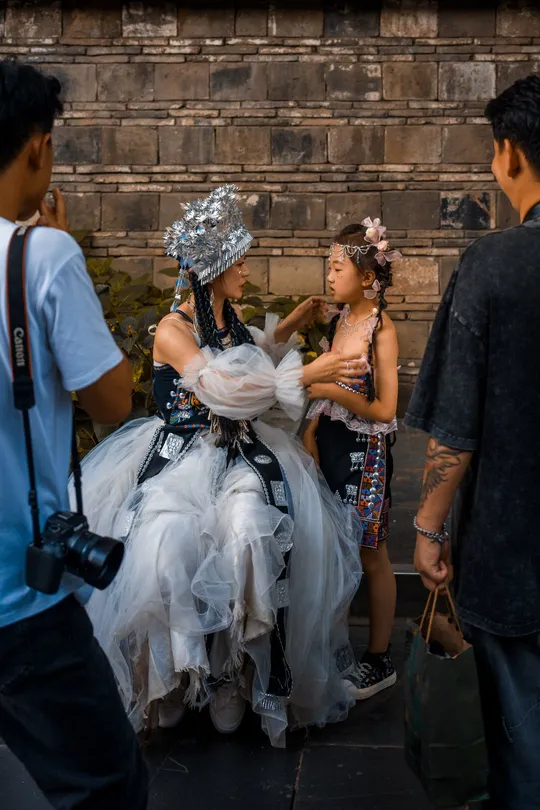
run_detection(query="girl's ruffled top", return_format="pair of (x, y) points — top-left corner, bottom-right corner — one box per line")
(308, 308), (397, 437)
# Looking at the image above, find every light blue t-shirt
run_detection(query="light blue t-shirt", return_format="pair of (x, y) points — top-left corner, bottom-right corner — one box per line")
(0, 219), (123, 628)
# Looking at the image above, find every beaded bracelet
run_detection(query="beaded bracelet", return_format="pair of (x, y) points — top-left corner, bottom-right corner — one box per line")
(336, 380), (364, 394)
(413, 516), (449, 544)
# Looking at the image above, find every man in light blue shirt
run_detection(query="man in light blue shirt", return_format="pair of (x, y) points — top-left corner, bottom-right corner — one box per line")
(0, 59), (147, 809)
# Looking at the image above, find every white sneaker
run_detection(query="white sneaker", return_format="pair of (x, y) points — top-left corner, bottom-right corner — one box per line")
(209, 683), (246, 734)
(158, 689), (187, 729)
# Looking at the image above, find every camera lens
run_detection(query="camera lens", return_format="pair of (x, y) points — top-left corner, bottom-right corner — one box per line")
(66, 530), (124, 590)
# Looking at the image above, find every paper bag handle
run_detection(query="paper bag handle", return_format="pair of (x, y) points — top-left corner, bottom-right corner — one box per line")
(419, 585), (462, 643)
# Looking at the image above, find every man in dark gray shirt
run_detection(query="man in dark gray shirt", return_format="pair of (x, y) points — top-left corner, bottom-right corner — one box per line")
(406, 75), (540, 809)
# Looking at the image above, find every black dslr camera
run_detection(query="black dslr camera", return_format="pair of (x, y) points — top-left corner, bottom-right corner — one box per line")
(7, 225), (124, 596)
(26, 511), (124, 596)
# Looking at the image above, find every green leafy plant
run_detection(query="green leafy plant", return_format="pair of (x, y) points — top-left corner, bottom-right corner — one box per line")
(76, 264), (330, 456)
(74, 257), (176, 455)
(241, 282), (331, 364)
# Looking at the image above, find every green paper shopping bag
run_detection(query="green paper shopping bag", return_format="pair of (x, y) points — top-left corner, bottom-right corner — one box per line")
(404, 587), (489, 807)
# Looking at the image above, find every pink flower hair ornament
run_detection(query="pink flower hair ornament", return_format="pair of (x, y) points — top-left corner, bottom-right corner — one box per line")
(329, 216), (402, 269)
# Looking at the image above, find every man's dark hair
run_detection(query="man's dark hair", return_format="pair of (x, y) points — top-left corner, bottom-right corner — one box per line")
(485, 74), (540, 175)
(0, 58), (63, 172)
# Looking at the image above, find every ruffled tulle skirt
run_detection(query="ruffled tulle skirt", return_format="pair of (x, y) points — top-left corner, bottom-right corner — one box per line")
(74, 416), (362, 747)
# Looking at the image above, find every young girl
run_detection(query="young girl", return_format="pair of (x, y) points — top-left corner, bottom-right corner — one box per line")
(74, 186), (367, 748)
(303, 219), (400, 700)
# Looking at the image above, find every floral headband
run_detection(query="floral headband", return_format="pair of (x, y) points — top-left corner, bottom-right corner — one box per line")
(330, 217), (402, 268)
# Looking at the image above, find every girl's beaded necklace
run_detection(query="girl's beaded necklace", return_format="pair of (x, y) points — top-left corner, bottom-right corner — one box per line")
(339, 306), (378, 339)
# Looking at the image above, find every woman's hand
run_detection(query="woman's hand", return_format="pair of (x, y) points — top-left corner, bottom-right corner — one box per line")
(287, 296), (327, 331)
(302, 351), (369, 387)
(274, 297), (327, 344)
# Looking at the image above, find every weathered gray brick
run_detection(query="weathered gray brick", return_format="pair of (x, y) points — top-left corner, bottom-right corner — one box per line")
(497, 62), (540, 95)
(327, 192), (382, 232)
(270, 256), (325, 295)
(50, 64), (96, 103)
(383, 63), (437, 100)
(210, 63), (267, 101)
(392, 257), (439, 296)
(268, 63), (325, 101)
(271, 127), (327, 164)
(62, 3), (122, 38)
(64, 192), (101, 232)
(439, 257), (456, 294)
(235, 7), (268, 36)
(237, 192), (271, 230)
(497, 1), (540, 37)
(442, 125), (493, 164)
(269, 5), (324, 38)
(438, 2), (496, 37)
(102, 193), (159, 231)
(324, 3), (380, 37)
(380, 0), (437, 38)
(54, 126), (101, 164)
(215, 126), (270, 164)
(385, 126), (441, 164)
(122, 2), (178, 37)
(97, 64), (154, 103)
(102, 127), (158, 166)
(5, 0), (62, 38)
(159, 127), (214, 165)
(155, 63), (209, 101)
(439, 63), (496, 102)
(328, 127), (384, 164)
(327, 63), (381, 101)
(178, 6), (235, 37)
(382, 191), (440, 230)
(270, 194), (326, 230)
(394, 320), (430, 360)
(441, 192), (493, 230)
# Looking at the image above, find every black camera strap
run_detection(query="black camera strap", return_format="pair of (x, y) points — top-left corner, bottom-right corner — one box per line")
(6, 225), (83, 550)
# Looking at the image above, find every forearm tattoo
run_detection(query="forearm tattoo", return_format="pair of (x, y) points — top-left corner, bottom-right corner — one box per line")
(419, 438), (464, 508)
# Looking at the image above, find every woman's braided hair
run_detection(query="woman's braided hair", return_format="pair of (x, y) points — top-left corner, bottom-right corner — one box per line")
(189, 270), (254, 447)
(329, 223), (393, 403)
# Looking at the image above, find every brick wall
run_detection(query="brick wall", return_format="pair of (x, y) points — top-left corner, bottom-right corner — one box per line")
(1, 1), (532, 409)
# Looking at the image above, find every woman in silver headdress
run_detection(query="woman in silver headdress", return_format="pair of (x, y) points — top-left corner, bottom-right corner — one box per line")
(75, 185), (366, 748)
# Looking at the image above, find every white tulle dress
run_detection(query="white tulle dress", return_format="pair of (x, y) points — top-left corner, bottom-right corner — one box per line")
(74, 315), (362, 747)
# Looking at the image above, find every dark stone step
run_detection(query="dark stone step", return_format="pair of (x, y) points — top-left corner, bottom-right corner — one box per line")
(351, 568), (427, 620)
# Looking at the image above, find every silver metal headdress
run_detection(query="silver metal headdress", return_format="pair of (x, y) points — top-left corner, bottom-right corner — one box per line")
(163, 184), (253, 288)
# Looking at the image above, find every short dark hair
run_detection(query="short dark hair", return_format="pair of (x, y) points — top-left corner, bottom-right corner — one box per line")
(0, 58), (63, 172)
(485, 74), (540, 175)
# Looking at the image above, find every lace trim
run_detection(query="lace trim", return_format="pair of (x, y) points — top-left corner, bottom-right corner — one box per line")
(307, 399), (397, 437)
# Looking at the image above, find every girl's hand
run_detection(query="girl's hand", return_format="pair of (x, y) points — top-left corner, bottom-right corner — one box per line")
(302, 351), (369, 387)
(285, 296), (327, 332)
(307, 383), (329, 401)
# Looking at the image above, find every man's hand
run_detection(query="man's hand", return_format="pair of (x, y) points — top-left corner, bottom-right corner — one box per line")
(414, 534), (452, 592)
(38, 188), (70, 232)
